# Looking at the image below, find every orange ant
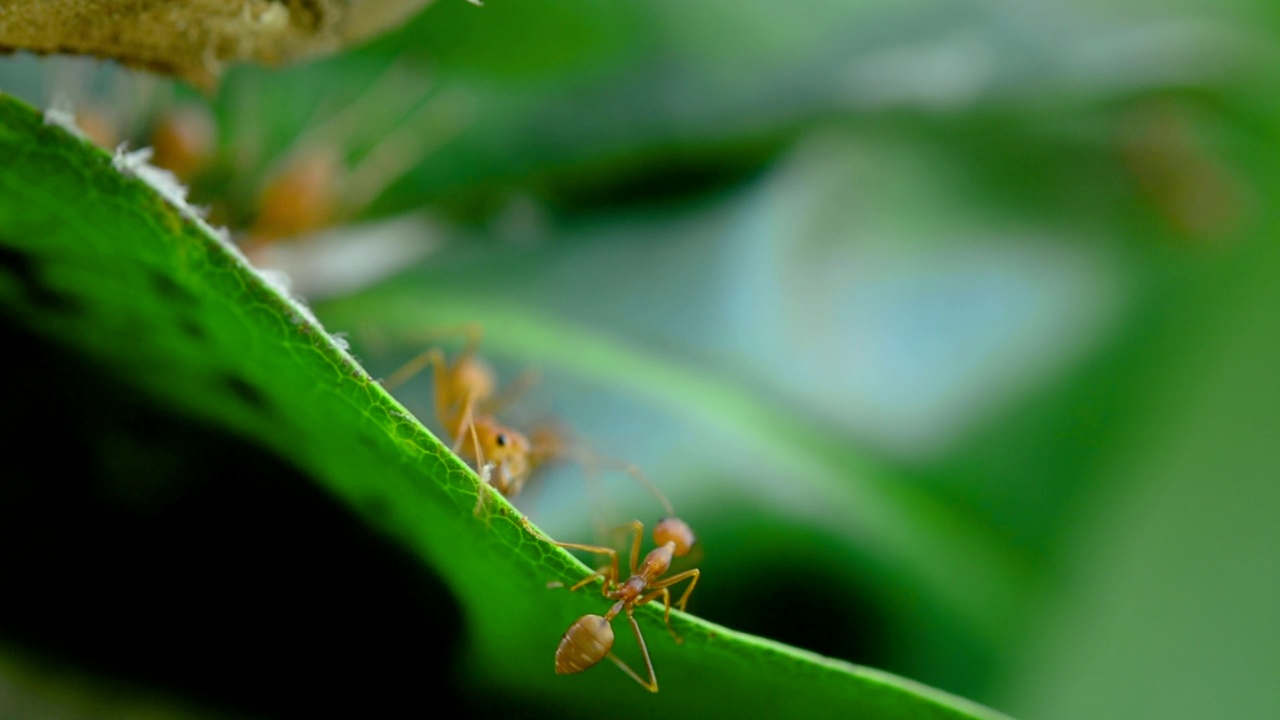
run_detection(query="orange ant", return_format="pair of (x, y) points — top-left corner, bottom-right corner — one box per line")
(552, 516), (700, 693)
(71, 104), (122, 151)
(382, 326), (676, 521)
(148, 103), (218, 183)
(382, 325), (551, 515)
(236, 59), (470, 254)
(244, 147), (342, 247)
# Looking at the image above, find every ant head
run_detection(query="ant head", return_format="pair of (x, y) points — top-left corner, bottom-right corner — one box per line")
(479, 422), (532, 492)
(653, 517), (695, 557)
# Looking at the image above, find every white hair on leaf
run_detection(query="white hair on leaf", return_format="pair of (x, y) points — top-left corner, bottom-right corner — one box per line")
(43, 105), (88, 140)
(111, 146), (208, 223)
(39, 101), (366, 375)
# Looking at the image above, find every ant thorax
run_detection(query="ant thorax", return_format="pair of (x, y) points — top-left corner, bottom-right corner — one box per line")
(612, 575), (650, 601)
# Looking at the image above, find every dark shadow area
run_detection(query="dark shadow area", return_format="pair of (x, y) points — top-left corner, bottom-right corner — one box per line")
(0, 314), (468, 719)
(686, 514), (893, 670)
(538, 143), (778, 213)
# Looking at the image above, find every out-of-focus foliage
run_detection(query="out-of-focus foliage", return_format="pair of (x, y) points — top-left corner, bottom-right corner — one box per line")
(0, 92), (1009, 720)
(1, 0), (1278, 717)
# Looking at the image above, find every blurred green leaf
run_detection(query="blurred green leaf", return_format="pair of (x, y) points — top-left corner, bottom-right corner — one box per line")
(997, 120), (1280, 720)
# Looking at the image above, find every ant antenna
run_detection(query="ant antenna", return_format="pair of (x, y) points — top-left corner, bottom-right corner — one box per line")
(576, 449), (676, 518)
(381, 347), (438, 391)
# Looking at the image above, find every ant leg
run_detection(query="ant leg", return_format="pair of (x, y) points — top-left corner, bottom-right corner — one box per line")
(454, 396), (498, 518)
(383, 324), (480, 393)
(455, 395), (499, 493)
(519, 516), (545, 539)
(574, 449), (675, 519)
(471, 476), (495, 518)
(569, 568), (609, 593)
(638, 588), (682, 644)
(471, 477), (495, 518)
(277, 54), (422, 172)
(405, 323), (485, 349)
(381, 347), (445, 391)
(625, 519), (644, 576)
(450, 394), (477, 455)
(340, 86), (470, 213)
(479, 367), (541, 417)
(615, 461), (675, 519)
(544, 565), (612, 594)
(604, 609), (658, 692)
(649, 569), (700, 613)
(552, 541), (620, 585)
(524, 428), (610, 540)
(594, 519), (643, 575)
(456, 323), (484, 365)
(382, 347), (470, 465)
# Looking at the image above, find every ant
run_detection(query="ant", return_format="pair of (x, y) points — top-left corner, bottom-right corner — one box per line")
(382, 325), (677, 521)
(148, 102), (218, 183)
(552, 516), (700, 693)
(243, 146), (341, 247)
(382, 325), (551, 515)
(236, 59), (469, 254)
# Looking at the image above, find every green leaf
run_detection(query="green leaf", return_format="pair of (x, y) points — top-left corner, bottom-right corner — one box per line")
(0, 93), (1011, 719)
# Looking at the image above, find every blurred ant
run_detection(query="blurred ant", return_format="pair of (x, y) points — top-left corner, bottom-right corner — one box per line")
(382, 325), (548, 514)
(243, 146), (341, 246)
(69, 104), (122, 151)
(237, 60), (470, 253)
(382, 325), (677, 520)
(44, 58), (217, 181)
(148, 103), (218, 182)
(552, 517), (700, 693)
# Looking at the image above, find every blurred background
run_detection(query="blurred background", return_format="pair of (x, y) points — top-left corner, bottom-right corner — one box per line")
(2, 0), (1278, 718)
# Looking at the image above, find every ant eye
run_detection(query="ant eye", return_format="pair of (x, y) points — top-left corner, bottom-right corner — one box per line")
(495, 433), (508, 447)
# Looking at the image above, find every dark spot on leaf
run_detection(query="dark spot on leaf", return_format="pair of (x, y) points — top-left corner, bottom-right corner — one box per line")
(221, 373), (270, 414)
(692, 520), (898, 676)
(178, 315), (207, 341)
(0, 242), (80, 313)
(150, 270), (198, 306)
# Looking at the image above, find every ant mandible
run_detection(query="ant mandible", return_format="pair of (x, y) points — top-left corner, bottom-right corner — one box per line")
(552, 516), (700, 693)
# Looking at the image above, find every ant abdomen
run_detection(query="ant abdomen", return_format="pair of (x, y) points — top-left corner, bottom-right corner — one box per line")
(555, 614), (614, 674)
